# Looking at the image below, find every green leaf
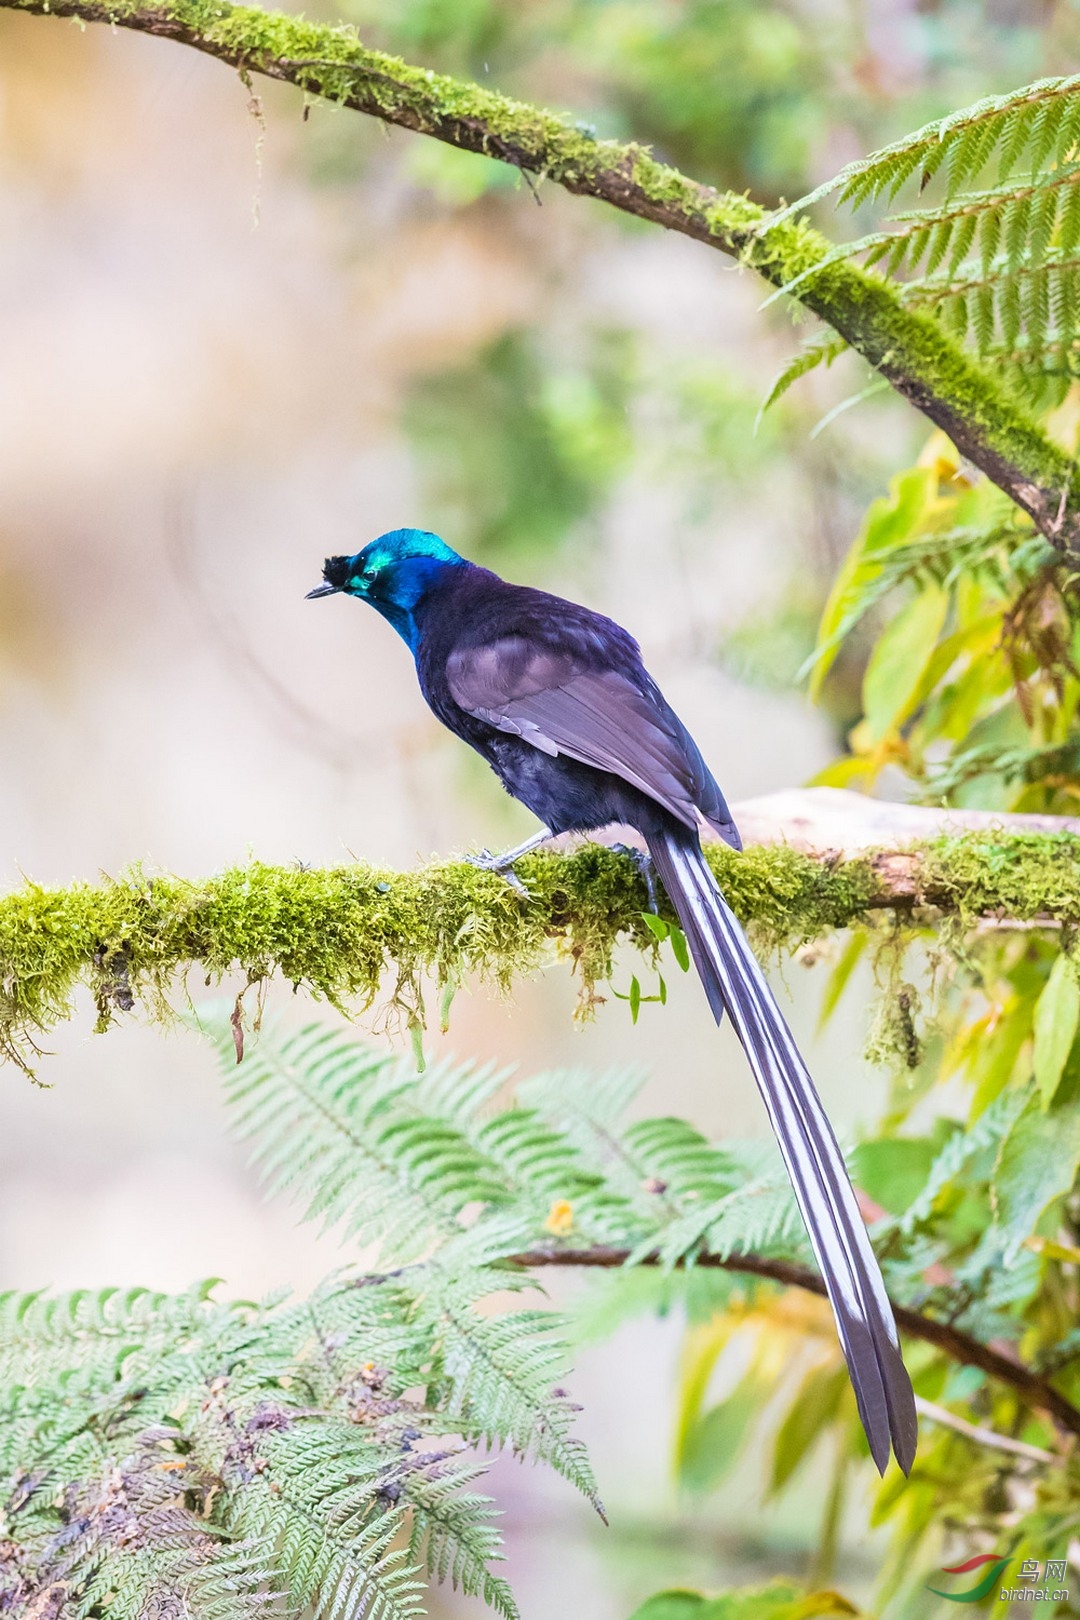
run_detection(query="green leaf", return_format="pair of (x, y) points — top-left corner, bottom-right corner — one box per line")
(1033, 955), (1080, 1108)
(641, 912), (670, 942)
(769, 1363), (849, 1494)
(817, 931), (868, 1031)
(629, 1595), (712, 1620)
(861, 581), (949, 742)
(678, 1369), (765, 1494)
(630, 975), (641, 1024)
(992, 1088), (1080, 1258)
(807, 466), (936, 698)
(628, 1581), (858, 1620)
(850, 1138), (936, 1216)
(669, 926), (691, 973)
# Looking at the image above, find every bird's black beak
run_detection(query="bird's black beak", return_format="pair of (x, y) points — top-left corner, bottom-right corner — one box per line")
(305, 582), (341, 599)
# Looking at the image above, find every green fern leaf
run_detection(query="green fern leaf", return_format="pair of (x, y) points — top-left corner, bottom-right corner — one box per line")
(758, 332), (849, 416)
(946, 210), (978, 273)
(1030, 186), (1059, 267)
(1058, 176), (1080, 251)
(1029, 93), (1071, 178)
(971, 283), (996, 351)
(768, 75), (1080, 226)
(406, 1460), (518, 1619)
(1004, 192), (1034, 269)
(922, 216), (957, 277)
(998, 105), (1033, 181)
(977, 205), (1002, 273)
(944, 117), (999, 198)
(206, 1018), (514, 1261)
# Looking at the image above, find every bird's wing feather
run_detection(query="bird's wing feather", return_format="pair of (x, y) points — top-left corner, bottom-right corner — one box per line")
(447, 635), (703, 829)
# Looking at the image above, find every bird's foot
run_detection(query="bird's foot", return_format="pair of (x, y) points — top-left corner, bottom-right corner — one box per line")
(610, 843), (659, 913)
(464, 848), (530, 896)
(463, 827), (552, 896)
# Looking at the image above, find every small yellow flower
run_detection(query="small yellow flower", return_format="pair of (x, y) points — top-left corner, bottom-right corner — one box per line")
(544, 1199), (573, 1236)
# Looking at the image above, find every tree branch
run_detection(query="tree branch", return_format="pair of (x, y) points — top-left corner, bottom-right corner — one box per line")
(510, 1243), (1080, 1442)
(913, 1396), (1055, 1465)
(2, 0), (1078, 546)
(729, 786), (1080, 854)
(1, 815), (1078, 1069)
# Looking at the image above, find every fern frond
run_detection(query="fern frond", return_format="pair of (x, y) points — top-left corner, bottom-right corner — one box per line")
(767, 77), (1080, 399)
(758, 331), (850, 416)
(0, 1264), (567, 1618)
(0, 1280), (252, 1389)
(216, 1019), (514, 1261)
(771, 74), (1080, 224)
(405, 1458), (518, 1620)
(412, 1267), (602, 1511)
(2, 1432), (276, 1620)
(849, 165), (1080, 280)
(514, 1063), (655, 1208)
(200, 1014), (868, 1295)
(217, 1421), (427, 1620)
(900, 1087), (1029, 1235)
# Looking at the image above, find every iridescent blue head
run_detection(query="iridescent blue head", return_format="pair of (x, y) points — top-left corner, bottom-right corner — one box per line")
(306, 528), (467, 650)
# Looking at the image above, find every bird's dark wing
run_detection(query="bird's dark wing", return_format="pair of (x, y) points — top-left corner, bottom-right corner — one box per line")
(446, 633), (735, 837)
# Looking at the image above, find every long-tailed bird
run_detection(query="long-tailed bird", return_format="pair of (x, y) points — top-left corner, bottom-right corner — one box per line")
(308, 526), (917, 1474)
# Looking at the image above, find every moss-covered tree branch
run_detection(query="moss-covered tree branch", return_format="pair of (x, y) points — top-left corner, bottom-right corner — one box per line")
(3, 831), (1078, 1067)
(2, 0), (1078, 546)
(511, 1243), (1080, 1441)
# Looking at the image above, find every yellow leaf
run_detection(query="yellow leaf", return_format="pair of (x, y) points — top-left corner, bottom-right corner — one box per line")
(917, 428), (973, 490)
(544, 1199), (574, 1236)
(1033, 954), (1080, 1109)
(1025, 1235), (1080, 1265)
(808, 754), (880, 790)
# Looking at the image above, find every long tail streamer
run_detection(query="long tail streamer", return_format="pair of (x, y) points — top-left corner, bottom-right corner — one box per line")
(646, 827), (918, 1474)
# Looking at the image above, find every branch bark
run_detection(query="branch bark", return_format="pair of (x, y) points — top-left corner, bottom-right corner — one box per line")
(729, 786), (1080, 854)
(511, 1243), (1080, 1443)
(2, 0), (1078, 546)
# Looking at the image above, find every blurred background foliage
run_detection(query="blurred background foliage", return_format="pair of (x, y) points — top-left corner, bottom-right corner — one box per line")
(6, 0), (1080, 1617)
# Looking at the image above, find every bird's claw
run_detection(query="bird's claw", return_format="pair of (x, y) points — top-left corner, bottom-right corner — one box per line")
(464, 849), (530, 896)
(610, 843), (659, 913)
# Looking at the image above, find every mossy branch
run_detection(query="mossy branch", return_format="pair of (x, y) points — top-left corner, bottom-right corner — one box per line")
(2, 831), (1078, 1068)
(2, 0), (1078, 546)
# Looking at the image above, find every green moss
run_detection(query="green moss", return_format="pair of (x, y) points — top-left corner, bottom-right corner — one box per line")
(0, 835), (1073, 1074)
(919, 830), (1080, 923)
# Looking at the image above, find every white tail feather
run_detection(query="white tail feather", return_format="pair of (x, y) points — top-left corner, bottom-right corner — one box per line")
(646, 828), (918, 1475)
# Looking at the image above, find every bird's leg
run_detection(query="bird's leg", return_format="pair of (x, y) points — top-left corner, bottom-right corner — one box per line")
(464, 826), (553, 894)
(610, 843), (659, 913)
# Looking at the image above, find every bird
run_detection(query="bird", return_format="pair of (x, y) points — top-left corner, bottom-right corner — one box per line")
(307, 526), (918, 1475)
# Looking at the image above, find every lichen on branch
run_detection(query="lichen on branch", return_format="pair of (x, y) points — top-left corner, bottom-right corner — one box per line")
(1, 0), (1077, 544)
(1, 832), (1077, 1070)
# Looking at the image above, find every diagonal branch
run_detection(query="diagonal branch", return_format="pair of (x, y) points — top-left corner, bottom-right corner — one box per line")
(2, 0), (1078, 546)
(511, 1243), (1080, 1443)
